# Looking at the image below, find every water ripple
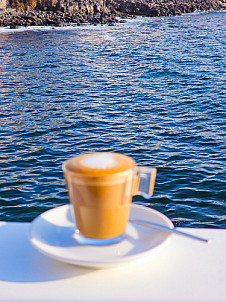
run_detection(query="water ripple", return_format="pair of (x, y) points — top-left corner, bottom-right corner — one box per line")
(0, 12), (225, 226)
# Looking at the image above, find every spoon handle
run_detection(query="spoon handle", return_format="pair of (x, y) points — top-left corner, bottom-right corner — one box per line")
(130, 219), (210, 243)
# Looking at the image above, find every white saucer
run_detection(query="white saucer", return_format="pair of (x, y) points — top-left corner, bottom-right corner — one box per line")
(29, 204), (173, 269)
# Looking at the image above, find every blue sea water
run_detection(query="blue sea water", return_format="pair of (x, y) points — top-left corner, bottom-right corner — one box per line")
(0, 11), (225, 227)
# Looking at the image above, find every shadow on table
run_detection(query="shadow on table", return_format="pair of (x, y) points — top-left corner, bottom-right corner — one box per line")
(0, 222), (95, 283)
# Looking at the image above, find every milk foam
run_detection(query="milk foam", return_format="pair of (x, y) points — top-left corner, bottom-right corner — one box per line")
(81, 153), (117, 169)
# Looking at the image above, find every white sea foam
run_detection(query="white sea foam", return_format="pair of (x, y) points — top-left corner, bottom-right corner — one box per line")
(0, 17), (139, 34)
(0, 24), (88, 34)
(0, 20), (123, 34)
(82, 153), (117, 169)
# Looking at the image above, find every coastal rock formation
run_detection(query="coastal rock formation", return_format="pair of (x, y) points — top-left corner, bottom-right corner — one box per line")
(0, 0), (225, 27)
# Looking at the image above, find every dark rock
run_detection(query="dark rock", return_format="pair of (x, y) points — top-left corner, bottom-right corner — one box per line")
(53, 20), (64, 26)
(0, 0), (225, 28)
(9, 22), (18, 28)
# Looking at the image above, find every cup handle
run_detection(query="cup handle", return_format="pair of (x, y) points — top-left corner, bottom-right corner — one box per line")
(133, 166), (157, 199)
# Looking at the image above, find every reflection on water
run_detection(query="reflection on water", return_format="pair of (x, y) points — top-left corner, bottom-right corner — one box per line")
(0, 13), (225, 227)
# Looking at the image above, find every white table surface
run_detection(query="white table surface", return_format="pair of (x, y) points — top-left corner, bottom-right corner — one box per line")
(0, 221), (225, 302)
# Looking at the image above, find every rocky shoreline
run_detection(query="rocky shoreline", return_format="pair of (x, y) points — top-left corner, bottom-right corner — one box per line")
(0, 0), (225, 28)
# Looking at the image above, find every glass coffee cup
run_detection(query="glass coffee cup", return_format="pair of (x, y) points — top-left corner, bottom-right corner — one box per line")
(62, 152), (157, 245)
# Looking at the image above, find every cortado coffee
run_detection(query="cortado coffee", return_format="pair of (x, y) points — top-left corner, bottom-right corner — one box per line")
(63, 152), (156, 245)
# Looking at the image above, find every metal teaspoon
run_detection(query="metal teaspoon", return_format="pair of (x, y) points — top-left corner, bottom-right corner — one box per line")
(130, 219), (210, 243)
